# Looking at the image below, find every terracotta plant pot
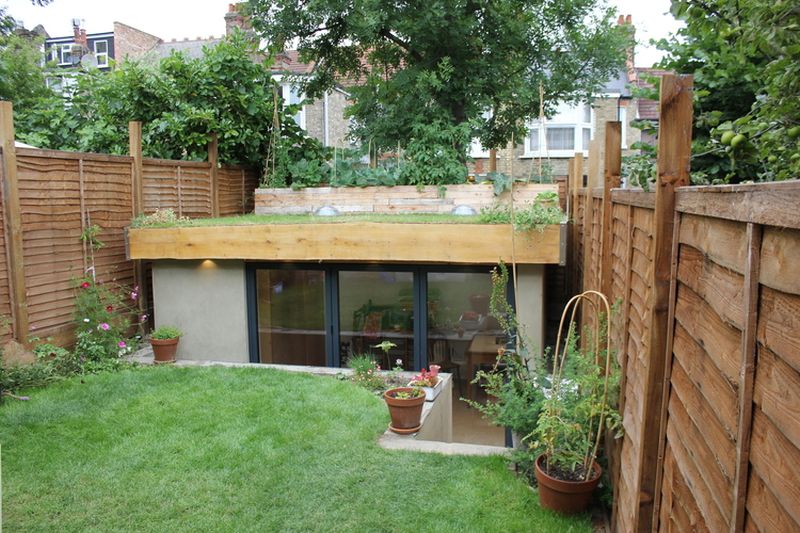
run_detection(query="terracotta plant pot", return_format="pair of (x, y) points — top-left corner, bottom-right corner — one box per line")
(151, 337), (179, 364)
(384, 387), (426, 434)
(534, 454), (602, 514)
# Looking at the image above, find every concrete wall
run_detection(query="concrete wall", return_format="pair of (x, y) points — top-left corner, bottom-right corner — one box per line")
(152, 260), (248, 362)
(516, 264), (546, 357)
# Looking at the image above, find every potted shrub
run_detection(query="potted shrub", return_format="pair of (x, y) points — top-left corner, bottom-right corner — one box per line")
(408, 365), (443, 401)
(529, 290), (620, 514)
(150, 325), (182, 364)
(383, 386), (426, 434)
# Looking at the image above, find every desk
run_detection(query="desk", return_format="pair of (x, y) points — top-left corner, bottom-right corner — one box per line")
(465, 334), (506, 400)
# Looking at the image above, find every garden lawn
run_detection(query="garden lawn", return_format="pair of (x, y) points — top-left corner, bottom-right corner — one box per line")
(0, 366), (590, 532)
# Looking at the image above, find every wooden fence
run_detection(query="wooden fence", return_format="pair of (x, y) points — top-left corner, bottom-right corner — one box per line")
(568, 75), (800, 532)
(0, 103), (258, 346)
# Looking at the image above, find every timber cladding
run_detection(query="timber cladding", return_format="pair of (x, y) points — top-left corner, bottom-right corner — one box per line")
(0, 147), (255, 345)
(575, 180), (800, 532)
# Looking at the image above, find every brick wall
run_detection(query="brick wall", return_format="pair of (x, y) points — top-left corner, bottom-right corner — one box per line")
(113, 22), (162, 60)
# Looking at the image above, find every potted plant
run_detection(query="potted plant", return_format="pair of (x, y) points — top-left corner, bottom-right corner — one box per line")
(150, 325), (182, 364)
(408, 365), (443, 401)
(528, 290), (620, 514)
(383, 386), (426, 434)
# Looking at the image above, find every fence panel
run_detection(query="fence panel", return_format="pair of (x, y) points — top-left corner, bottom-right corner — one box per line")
(218, 166), (258, 216)
(142, 159), (213, 218)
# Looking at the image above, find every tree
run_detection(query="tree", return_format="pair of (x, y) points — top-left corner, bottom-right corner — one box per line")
(657, 0), (799, 183)
(13, 31), (318, 173)
(247, 0), (630, 156)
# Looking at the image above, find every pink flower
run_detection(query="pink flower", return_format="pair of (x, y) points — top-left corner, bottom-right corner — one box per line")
(99, 323), (110, 331)
(130, 291), (139, 301)
(118, 341), (127, 348)
(80, 281), (90, 289)
(140, 314), (148, 322)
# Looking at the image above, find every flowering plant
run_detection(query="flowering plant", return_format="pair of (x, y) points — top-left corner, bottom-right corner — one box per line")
(73, 277), (141, 360)
(409, 365), (441, 387)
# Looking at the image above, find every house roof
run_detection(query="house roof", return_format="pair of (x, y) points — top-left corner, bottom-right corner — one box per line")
(272, 50), (315, 75)
(152, 38), (223, 60)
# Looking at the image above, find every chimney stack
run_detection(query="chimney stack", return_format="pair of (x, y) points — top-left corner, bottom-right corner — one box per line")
(225, 3), (251, 36)
(618, 14), (636, 82)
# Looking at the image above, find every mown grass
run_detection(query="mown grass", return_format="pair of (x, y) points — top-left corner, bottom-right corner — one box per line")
(0, 366), (589, 532)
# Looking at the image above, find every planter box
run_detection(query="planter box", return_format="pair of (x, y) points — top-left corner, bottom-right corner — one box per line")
(409, 377), (445, 402)
(255, 183), (557, 215)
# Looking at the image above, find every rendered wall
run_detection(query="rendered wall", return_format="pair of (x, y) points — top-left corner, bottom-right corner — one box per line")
(516, 264), (546, 356)
(152, 260), (248, 362)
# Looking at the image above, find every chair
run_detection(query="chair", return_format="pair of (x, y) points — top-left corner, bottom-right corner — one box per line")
(428, 338), (463, 396)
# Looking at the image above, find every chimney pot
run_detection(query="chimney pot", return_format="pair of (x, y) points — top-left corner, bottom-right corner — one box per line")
(626, 15), (632, 24)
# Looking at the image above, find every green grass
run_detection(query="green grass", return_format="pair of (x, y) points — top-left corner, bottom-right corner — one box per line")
(0, 367), (590, 532)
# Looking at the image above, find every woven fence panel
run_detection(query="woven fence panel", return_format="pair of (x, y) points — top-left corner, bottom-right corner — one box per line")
(142, 160), (212, 218)
(0, 159), (12, 342)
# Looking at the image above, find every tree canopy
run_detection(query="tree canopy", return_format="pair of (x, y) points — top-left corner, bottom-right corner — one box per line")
(657, 0), (799, 183)
(9, 32), (316, 172)
(247, 0), (630, 154)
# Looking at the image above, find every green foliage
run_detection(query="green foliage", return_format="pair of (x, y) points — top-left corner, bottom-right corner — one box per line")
(478, 202), (564, 233)
(0, 32), (53, 104)
(131, 208), (190, 228)
(248, 0), (629, 157)
(530, 312), (621, 480)
(621, 141), (657, 191)
(14, 32), (313, 173)
(657, 0), (800, 182)
(80, 224), (104, 251)
(398, 119), (470, 186)
(347, 353), (387, 391)
(73, 277), (139, 361)
(151, 325), (182, 340)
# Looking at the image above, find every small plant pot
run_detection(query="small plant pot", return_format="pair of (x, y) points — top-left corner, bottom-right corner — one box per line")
(407, 377), (444, 401)
(534, 454), (602, 514)
(384, 387), (426, 434)
(151, 338), (179, 364)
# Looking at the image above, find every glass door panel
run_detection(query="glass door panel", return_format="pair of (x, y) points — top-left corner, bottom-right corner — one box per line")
(256, 269), (326, 366)
(338, 271), (413, 369)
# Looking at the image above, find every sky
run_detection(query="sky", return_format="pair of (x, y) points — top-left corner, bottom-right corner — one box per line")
(5, 0), (683, 67)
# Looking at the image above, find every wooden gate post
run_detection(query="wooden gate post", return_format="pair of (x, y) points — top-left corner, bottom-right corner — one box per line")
(639, 74), (693, 532)
(601, 121), (622, 299)
(0, 101), (29, 342)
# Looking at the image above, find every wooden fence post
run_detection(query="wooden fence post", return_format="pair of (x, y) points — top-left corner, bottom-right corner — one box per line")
(601, 121), (621, 299)
(0, 101), (29, 342)
(129, 121), (143, 216)
(208, 133), (219, 218)
(639, 73), (693, 532)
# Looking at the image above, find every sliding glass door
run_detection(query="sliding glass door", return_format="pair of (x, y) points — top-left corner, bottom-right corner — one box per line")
(255, 269), (326, 366)
(338, 270), (414, 369)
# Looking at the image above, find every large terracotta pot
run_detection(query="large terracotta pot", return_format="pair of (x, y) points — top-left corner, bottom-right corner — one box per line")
(384, 387), (426, 434)
(534, 454), (602, 514)
(151, 337), (179, 364)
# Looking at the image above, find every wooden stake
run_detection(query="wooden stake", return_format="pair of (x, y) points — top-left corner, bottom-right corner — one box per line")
(208, 133), (219, 218)
(0, 101), (29, 341)
(488, 149), (497, 173)
(128, 121), (143, 216)
(639, 73), (693, 532)
(601, 122), (621, 299)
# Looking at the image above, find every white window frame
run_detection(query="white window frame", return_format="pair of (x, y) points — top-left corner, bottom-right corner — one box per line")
(58, 44), (73, 66)
(524, 102), (593, 158)
(94, 40), (109, 68)
(618, 106), (628, 149)
(277, 79), (306, 130)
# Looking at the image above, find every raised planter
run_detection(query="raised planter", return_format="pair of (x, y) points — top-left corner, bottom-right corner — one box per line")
(409, 377), (444, 401)
(255, 183), (556, 215)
